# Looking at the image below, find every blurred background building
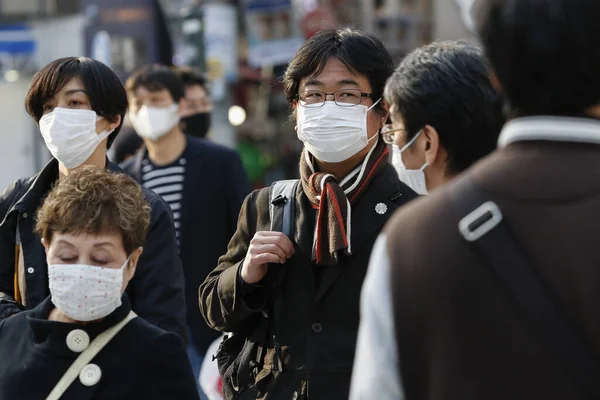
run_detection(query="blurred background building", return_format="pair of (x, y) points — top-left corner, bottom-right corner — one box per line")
(0, 0), (473, 190)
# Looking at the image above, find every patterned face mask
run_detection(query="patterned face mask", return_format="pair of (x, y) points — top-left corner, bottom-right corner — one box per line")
(48, 257), (130, 321)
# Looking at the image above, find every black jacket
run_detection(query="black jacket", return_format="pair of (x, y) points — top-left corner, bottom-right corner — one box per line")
(200, 163), (417, 399)
(0, 159), (188, 342)
(0, 295), (200, 400)
(121, 135), (250, 353)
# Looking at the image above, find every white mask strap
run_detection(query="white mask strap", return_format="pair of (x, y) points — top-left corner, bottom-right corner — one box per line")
(399, 129), (423, 153)
(367, 98), (382, 111)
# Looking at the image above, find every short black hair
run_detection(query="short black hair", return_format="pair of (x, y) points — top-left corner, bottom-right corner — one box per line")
(385, 41), (504, 174)
(476, 0), (600, 116)
(283, 28), (393, 114)
(125, 64), (185, 103)
(173, 66), (209, 92)
(25, 57), (127, 148)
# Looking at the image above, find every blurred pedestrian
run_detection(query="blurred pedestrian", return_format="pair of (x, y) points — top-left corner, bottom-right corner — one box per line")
(199, 28), (417, 400)
(174, 66), (213, 139)
(122, 64), (250, 397)
(0, 57), (187, 343)
(350, 40), (504, 399)
(353, 0), (600, 399)
(109, 128), (144, 164)
(0, 167), (199, 400)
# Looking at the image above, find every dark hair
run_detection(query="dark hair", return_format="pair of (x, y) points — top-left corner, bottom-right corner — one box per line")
(283, 28), (393, 114)
(385, 41), (504, 174)
(173, 66), (209, 92)
(25, 57), (127, 148)
(476, 0), (600, 116)
(36, 166), (150, 254)
(125, 64), (185, 103)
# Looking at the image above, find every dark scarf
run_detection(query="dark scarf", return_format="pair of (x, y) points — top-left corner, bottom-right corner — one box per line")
(299, 138), (389, 265)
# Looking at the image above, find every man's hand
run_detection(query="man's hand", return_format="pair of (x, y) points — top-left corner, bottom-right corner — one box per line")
(241, 231), (295, 284)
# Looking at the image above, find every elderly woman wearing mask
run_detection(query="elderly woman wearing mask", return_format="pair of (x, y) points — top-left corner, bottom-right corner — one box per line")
(0, 167), (199, 400)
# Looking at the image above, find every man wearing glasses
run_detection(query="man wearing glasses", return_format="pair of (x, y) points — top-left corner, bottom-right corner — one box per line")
(350, 41), (504, 399)
(199, 28), (417, 400)
(380, 41), (504, 195)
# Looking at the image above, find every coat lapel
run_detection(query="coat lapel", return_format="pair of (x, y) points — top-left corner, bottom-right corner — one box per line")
(313, 164), (417, 303)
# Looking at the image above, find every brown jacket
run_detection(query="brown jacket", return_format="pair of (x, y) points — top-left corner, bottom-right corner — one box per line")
(200, 164), (417, 399)
(386, 127), (600, 399)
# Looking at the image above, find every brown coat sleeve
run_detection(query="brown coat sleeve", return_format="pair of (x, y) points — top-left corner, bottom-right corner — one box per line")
(199, 188), (271, 333)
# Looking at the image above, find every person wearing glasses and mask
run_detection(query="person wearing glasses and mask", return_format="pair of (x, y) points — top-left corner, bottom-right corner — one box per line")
(350, 41), (503, 400)
(379, 41), (503, 195)
(199, 28), (417, 400)
(0, 167), (200, 400)
(0, 58), (187, 344)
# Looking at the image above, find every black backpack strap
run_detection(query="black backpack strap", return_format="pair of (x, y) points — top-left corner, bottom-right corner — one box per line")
(448, 175), (600, 398)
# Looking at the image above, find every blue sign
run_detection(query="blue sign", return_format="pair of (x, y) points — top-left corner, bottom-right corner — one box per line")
(0, 24), (35, 54)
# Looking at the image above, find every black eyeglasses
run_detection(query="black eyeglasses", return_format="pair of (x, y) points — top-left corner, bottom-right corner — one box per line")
(298, 89), (373, 108)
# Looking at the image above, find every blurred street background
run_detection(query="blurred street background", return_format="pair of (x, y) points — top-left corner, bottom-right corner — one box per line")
(0, 0), (472, 191)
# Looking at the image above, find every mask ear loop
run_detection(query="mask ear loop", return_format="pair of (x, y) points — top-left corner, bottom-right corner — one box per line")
(399, 129), (424, 153)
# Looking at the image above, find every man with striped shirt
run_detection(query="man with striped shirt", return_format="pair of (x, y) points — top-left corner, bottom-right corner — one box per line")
(121, 65), (250, 399)
(141, 157), (186, 244)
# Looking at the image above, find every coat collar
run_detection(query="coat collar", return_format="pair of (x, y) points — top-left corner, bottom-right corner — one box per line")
(26, 294), (132, 359)
(499, 116), (600, 148)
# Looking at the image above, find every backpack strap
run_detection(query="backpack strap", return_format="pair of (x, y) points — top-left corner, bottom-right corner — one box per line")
(264, 180), (300, 374)
(448, 175), (600, 398)
(269, 179), (300, 239)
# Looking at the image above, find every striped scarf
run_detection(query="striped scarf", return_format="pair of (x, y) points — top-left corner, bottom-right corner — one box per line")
(300, 138), (389, 265)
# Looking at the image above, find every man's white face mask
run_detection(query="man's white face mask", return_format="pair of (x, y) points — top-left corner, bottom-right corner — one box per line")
(296, 99), (381, 163)
(130, 104), (180, 141)
(391, 130), (429, 195)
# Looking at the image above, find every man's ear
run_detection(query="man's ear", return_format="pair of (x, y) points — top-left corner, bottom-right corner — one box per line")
(422, 125), (441, 166)
(379, 100), (390, 127)
(41, 238), (48, 251)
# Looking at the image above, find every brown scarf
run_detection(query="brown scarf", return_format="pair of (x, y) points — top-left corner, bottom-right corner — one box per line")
(299, 138), (389, 265)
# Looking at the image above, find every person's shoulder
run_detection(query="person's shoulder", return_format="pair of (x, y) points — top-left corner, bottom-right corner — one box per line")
(0, 177), (31, 219)
(0, 310), (29, 342)
(140, 186), (171, 217)
(186, 136), (239, 159)
(126, 316), (186, 354)
(384, 176), (467, 273)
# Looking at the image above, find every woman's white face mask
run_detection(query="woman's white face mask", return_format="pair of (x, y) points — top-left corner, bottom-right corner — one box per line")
(39, 108), (114, 169)
(391, 130), (429, 195)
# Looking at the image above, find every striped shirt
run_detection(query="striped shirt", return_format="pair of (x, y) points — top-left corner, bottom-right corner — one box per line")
(141, 157), (186, 246)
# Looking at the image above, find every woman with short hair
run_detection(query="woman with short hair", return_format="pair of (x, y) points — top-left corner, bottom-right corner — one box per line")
(0, 167), (199, 399)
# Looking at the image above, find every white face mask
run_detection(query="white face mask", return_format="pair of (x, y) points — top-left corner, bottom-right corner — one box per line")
(297, 99), (381, 163)
(39, 108), (114, 170)
(48, 256), (130, 322)
(391, 130), (429, 195)
(130, 104), (180, 141)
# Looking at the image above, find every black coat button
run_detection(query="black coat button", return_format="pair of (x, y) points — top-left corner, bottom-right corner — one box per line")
(311, 323), (322, 333)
